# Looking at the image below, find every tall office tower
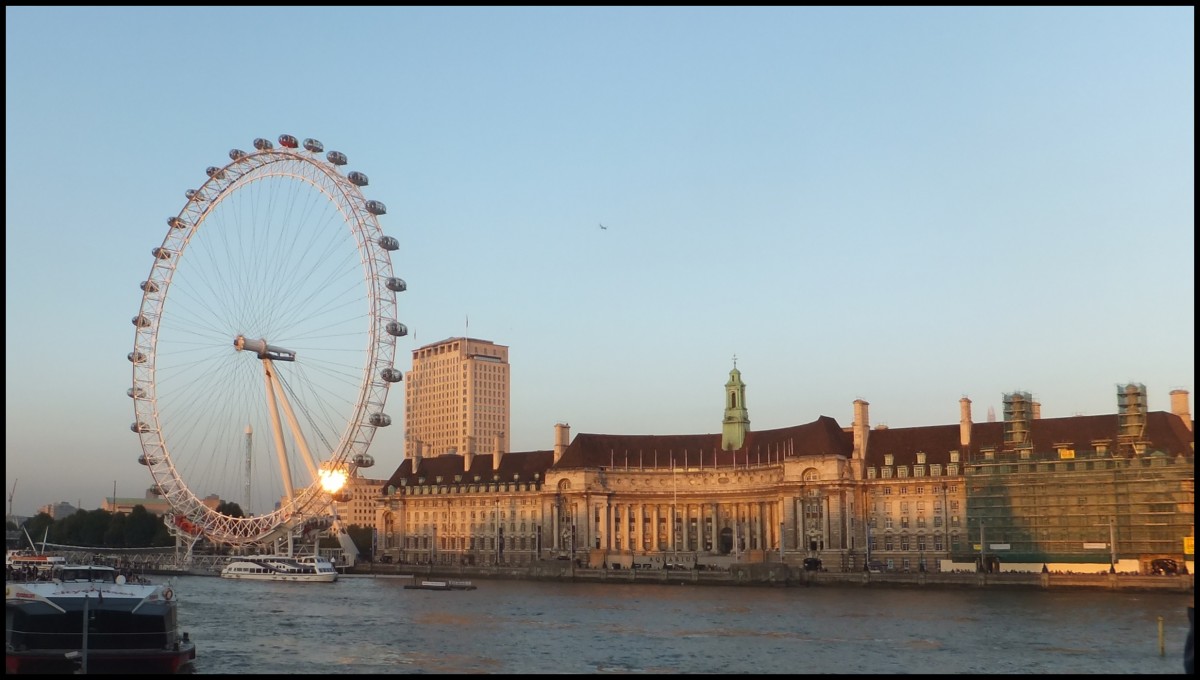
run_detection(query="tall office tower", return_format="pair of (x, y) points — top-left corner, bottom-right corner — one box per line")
(404, 337), (510, 459)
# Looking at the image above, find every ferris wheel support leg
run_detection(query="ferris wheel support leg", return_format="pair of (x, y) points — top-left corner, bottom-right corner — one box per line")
(268, 365), (321, 485)
(262, 358), (296, 501)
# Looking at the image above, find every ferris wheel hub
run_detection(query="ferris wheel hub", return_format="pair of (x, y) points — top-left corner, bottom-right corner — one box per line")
(234, 335), (296, 362)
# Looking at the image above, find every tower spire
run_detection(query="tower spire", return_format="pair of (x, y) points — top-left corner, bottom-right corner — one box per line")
(721, 359), (750, 451)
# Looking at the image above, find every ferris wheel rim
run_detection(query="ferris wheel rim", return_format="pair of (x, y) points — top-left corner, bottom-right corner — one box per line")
(129, 137), (402, 546)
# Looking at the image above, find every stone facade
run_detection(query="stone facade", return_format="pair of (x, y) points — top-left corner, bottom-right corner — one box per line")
(372, 375), (1194, 574)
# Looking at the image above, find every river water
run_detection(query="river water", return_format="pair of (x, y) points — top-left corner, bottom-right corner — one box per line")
(167, 575), (1190, 674)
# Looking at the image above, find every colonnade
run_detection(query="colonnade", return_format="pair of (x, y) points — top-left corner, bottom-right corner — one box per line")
(550, 499), (789, 554)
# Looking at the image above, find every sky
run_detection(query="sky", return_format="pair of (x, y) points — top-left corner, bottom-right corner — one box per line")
(5, 7), (1194, 518)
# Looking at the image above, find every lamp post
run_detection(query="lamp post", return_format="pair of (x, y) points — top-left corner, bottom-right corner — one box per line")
(941, 481), (949, 570)
(1108, 517), (1116, 574)
(979, 519), (986, 573)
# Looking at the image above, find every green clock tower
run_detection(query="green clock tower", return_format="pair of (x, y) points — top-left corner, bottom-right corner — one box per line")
(721, 357), (750, 451)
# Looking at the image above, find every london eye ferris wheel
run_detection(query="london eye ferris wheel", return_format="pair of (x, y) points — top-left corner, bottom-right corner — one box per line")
(129, 135), (407, 547)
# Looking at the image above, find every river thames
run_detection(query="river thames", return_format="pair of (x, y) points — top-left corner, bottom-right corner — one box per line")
(168, 575), (1189, 674)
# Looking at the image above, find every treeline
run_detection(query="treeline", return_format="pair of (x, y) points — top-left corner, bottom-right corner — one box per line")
(9, 501), (246, 550)
(8, 502), (375, 557)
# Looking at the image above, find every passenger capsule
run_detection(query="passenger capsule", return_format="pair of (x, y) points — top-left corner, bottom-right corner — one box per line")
(206, 166), (225, 179)
(128, 351), (147, 364)
(347, 171), (368, 187)
(168, 216), (187, 229)
(138, 453), (155, 466)
(140, 280), (159, 293)
(379, 235), (399, 251)
(368, 413), (392, 427)
(128, 386), (147, 398)
(385, 321), (408, 337)
(365, 200), (387, 216)
(332, 490), (352, 503)
(132, 314), (151, 328)
(327, 150), (348, 166)
(185, 188), (205, 201)
(152, 247), (172, 260)
(278, 134), (299, 148)
(353, 453), (375, 467)
(380, 367), (403, 382)
(385, 277), (407, 292)
(229, 148), (247, 161)
(303, 138), (324, 153)
(131, 422), (151, 433)
(253, 137), (274, 151)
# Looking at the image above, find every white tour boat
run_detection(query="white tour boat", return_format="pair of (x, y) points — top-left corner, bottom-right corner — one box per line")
(220, 554), (338, 582)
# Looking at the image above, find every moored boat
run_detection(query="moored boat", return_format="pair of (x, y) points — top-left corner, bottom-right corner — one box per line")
(403, 579), (477, 591)
(5, 562), (196, 674)
(220, 554), (338, 582)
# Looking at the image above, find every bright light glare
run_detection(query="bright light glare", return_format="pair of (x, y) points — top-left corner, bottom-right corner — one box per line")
(319, 468), (347, 493)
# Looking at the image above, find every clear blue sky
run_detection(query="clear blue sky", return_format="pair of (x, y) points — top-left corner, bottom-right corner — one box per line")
(5, 7), (1193, 517)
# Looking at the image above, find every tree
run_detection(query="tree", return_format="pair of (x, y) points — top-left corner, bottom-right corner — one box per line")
(125, 505), (168, 547)
(216, 501), (245, 518)
(347, 524), (374, 558)
(103, 512), (128, 547)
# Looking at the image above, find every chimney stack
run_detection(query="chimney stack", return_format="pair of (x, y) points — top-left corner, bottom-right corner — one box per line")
(959, 397), (972, 448)
(852, 400), (869, 460)
(492, 433), (504, 471)
(1170, 389), (1192, 431)
(554, 422), (571, 464)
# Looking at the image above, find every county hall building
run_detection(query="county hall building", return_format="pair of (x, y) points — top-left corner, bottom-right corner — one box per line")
(369, 339), (1194, 574)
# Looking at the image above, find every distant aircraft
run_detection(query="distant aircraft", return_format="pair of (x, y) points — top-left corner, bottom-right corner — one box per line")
(599, 223), (608, 230)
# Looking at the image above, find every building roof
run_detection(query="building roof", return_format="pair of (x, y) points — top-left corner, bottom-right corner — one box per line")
(376, 409), (1192, 482)
(382, 450), (556, 488)
(556, 416), (852, 469)
(861, 410), (1194, 467)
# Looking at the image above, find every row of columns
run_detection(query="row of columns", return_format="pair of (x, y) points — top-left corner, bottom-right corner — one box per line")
(379, 488), (857, 559)
(570, 500), (787, 553)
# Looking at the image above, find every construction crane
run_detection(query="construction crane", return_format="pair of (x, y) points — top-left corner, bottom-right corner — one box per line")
(7, 478), (16, 523)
